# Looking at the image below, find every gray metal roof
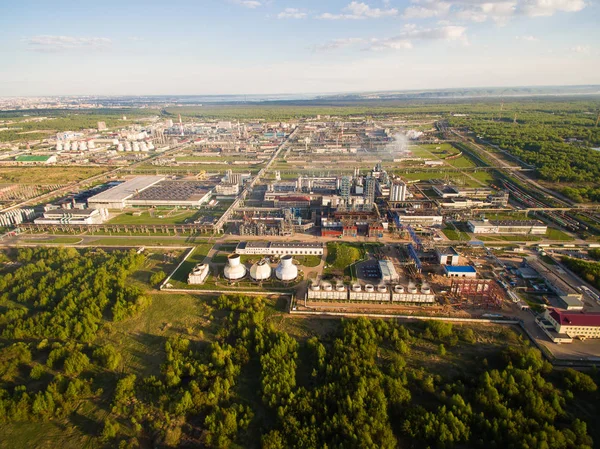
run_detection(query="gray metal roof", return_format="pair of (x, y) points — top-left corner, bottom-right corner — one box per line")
(88, 176), (164, 202)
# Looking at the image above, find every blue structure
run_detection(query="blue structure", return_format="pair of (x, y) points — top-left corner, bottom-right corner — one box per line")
(407, 243), (422, 272)
(444, 265), (477, 278)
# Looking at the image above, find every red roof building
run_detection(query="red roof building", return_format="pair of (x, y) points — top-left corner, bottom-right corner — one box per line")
(544, 308), (600, 340)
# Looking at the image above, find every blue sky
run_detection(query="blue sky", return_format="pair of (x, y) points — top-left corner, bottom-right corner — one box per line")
(0, 0), (598, 96)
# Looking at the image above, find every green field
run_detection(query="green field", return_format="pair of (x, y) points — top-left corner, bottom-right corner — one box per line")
(20, 237), (83, 244)
(0, 166), (110, 184)
(108, 209), (201, 225)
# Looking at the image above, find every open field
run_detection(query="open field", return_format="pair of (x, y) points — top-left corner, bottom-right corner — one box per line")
(108, 209), (201, 225)
(0, 167), (110, 184)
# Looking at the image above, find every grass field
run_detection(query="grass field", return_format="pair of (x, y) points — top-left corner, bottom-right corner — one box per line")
(0, 167), (109, 184)
(442, 227), (471, 241)
(20, 237), (83, 244)
(169, 244), (214, 283)
(108, 209), (201, 225)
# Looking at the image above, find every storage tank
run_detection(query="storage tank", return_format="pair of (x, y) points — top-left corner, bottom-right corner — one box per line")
(117, 143), (124, 152)
(64, 142), (71, 151)
(394, 285), (405, 293)
(88, 140), (95, 149)
(352, 284), (362, 292)
(377, 285), (387, 293)
(224, 254), (246, 281)
(147, 142), (155, 150)
(365, 284), (375, 292)
(140, 142), (148, 152)
(336, 284), (346, 292)
(310, 283), (321, 291)
(79, 141), (87, 151)
(250, 259), (271, 281)
(56, 142), (63, 151)
(132, 142), (140, 152)
(421, 283), (431, 294)
(322, 282), (333, 291)
(275, 255), (298, 282)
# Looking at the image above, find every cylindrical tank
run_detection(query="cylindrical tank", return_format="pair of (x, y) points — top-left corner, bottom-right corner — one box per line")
(336, 284), (346, 292)
(224, 254), (246, 281)
(79, 141), (87, 151)
(352, 284), (361, 292)
(250, 259), (271, 281)
(421, 283), (431, 294)
(394, 285), (405, 293)
(140, 142), (148, 152)
(322, 282), (333, 291)
(132, 142), (140, 152)
(147, 142), (155, 150)
(311, 284), (321, 291)
(64, 142), (71, 151)
(377, 285), (387, 293)
(275, 255), (298, 282)
(365, 284), (374, 292)
(88, 140), (95, 149)
(56, 142), (63, 151)
(117, 143), (124, 152)
(125, 141), (132, 151)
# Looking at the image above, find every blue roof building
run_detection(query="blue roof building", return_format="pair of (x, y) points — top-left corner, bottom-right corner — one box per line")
(444, 265), (477, 278)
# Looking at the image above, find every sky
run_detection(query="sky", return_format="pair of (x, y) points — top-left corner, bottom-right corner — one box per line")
(0, 0), (599, 96)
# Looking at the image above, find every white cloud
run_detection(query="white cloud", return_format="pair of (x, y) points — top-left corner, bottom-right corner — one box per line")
(571, 45), (590, 54)
(278, 8), (307, 19)
(519, 0), (586, 17)
(317, 24), (468, 52)
(232, 0), (262, 9)
(515, 35), (539, 41)
(26, 35), (112, 52)
(318, 1), (398, 20)
(402, 0), (586, 23)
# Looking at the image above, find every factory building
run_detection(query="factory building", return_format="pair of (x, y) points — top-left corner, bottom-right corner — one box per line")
(87, 176), (212, 209)
(467, 219), (547, 235)
(235, 241), (324, 256)
(436, 247), (460, 266)
(34, 208), (108, 225)
(542, 308), (600, 341)
(379, 260), (400, 282)
(389, 180), (407, 202)
(0, 209), (36, 227)
(88, 176), (164, 209)
(363, 176), (376, 204)
(444, 266), (477, 278)
(394, 210), (443, 227)
(15, 155), (57, 165)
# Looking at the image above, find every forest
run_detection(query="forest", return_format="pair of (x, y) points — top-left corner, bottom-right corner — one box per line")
(561, 256), (600, 291)
(448, 104), (600, 202)
(0, 248), (598, 449)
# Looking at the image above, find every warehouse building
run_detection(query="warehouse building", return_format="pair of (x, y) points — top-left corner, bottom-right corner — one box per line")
(88, 176), (212, 209)
(467, 219), (547, 235)
(436, 247), (460, 266)
(444, 265), (477, 278)
(235, 241), (324, 256)
(34, 208), (108, 225)
(15, 155), (57, 165)
(88, 176), (164, 209)
(379, 260), (400, 282)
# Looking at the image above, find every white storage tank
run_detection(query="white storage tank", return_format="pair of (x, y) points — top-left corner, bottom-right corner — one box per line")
(250, 259), (271, 281)
(117, 143), (124, 152)
(394, 285), (404, 293)
(377, 285), (387, 293)
(310, 283), (321, 291)
(56, 142), (63, 151)
(352, 284), (362, 292)
(421, 283), (431, 294)
(224, 254), (246, 281)
(88, 140), (96, 149)
(322, 282), (333, 291)
(275, 255), (298, 282)
(188, 263), (209, 285)
(365, 284), (375, 292)
(64, 142), (71, 151)
(336, 284), (346, 292)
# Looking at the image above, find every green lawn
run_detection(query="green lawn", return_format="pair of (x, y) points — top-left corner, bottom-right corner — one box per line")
(545, 228), (574, 241)
(108, 209), (201, 225)
(294, 254), (322, 268)
(20, 237), (83, 244)
(442, 226), (471, 241)
(169, 244), (214, 283)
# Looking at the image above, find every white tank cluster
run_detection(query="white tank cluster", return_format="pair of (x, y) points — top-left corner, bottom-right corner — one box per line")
(116, 140), (155, 152)
(275, 255), (298, 282)
(56, 140), (95, 151)
(250, 259), (272, 281)
(224, 254), (247, 281)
